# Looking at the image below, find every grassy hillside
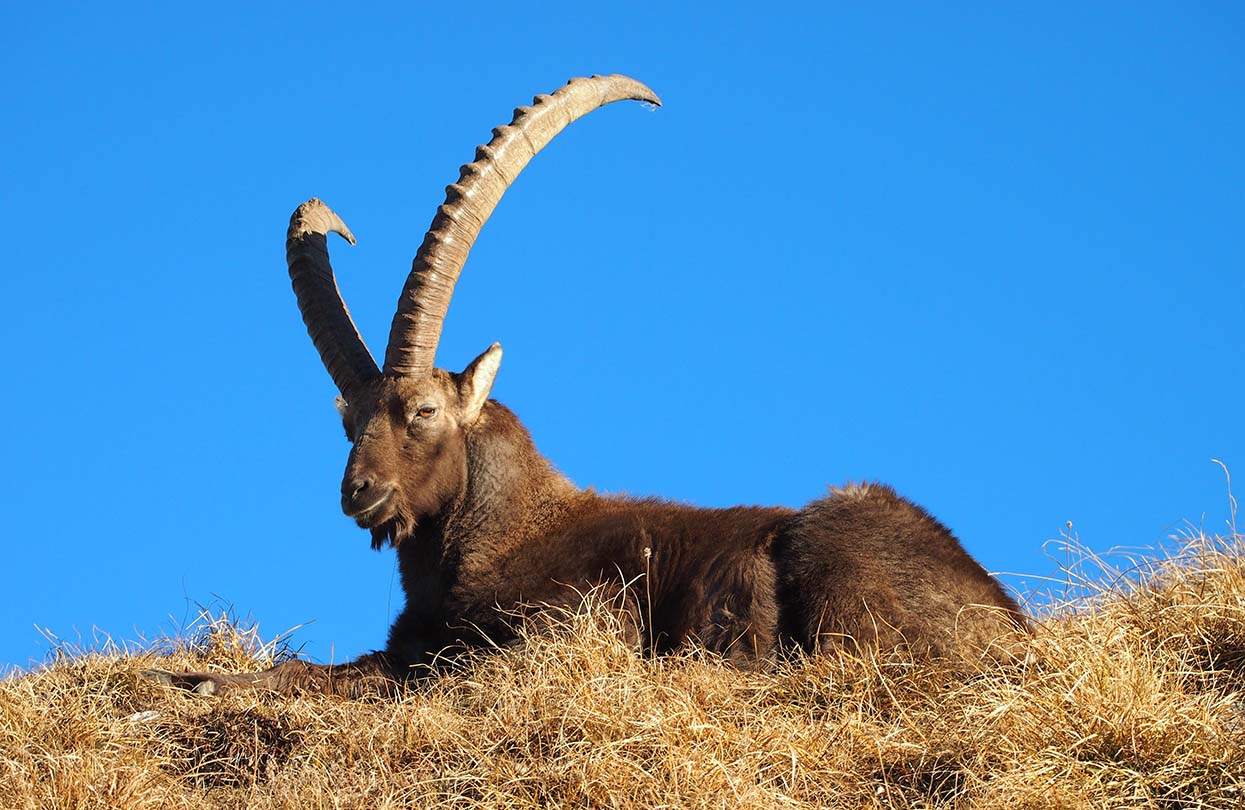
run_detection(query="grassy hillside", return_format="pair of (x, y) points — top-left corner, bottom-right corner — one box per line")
(3, 532), (1243, 809)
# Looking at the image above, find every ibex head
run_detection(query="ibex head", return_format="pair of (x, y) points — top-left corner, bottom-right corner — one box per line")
(284, 75), (660, 547)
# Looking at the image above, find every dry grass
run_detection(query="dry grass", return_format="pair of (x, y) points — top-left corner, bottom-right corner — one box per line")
(4, 532), (1244, 809)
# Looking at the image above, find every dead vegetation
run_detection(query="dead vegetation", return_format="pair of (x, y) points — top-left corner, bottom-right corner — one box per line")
(3, 531), (1244, 809)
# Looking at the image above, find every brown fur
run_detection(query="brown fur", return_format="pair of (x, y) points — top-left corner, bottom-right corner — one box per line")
(152, 356), (1023, 697)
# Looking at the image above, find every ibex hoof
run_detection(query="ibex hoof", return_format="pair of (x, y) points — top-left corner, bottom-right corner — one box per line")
(139, 668), (225, 696)
(138, 669), (174, 686)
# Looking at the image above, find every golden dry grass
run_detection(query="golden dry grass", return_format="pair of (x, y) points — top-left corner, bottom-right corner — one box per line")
(4, 531), (1243, 809)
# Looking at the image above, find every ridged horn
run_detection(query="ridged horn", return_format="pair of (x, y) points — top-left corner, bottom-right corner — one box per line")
(286, 198), (381, 399)
(382, 74), (660, 377)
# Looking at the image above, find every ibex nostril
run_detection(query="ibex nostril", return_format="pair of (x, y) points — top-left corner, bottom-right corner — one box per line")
(344, 477), (373, 502)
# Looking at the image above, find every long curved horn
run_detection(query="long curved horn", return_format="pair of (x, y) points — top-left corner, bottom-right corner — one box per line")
(287, 198), (381, 399)
(383, 74), (660, 377)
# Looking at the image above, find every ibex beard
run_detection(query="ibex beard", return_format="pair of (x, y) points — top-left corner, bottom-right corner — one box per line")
(145, 75), (1024, 699)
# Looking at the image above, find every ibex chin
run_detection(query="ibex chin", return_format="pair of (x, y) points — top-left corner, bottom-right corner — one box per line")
(149, 75), (1023, 697)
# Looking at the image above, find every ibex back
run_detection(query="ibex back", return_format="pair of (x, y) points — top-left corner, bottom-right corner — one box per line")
(149, 75), (1023, 698)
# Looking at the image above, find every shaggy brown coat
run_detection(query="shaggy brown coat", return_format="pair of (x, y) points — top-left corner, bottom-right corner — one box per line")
(156, 381), (1021, 697)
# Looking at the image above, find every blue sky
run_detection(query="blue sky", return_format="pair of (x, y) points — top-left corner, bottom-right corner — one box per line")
(3, 3), (1242, 670)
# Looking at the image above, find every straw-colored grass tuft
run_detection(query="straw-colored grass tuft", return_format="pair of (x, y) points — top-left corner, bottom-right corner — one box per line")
(4, 531), (1243, 808)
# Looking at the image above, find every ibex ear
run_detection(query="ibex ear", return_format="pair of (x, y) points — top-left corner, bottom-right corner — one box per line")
(459, 342), (502, 424)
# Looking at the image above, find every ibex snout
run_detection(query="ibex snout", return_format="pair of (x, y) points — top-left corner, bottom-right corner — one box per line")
(342, 474), (392, 525)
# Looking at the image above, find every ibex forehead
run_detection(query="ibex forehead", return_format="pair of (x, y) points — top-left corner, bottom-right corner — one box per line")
(337, 371), (460, 416)
(390, 371), (459, 408)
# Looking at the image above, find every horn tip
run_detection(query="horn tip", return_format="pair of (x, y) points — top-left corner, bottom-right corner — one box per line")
(291, 198), (357, 246)
(580, 73), (662, 107)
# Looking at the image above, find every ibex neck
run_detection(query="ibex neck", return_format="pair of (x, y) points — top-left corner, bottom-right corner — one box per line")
(444, 400), (582, 552)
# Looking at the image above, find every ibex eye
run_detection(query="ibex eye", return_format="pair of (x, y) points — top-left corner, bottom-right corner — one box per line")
(416, 406), (437, 419)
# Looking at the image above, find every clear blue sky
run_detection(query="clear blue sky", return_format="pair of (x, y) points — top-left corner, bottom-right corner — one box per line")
(3, 3), (1241, 671)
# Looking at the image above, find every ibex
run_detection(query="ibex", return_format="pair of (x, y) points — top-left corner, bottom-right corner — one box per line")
(149, 75), (1022, 697)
